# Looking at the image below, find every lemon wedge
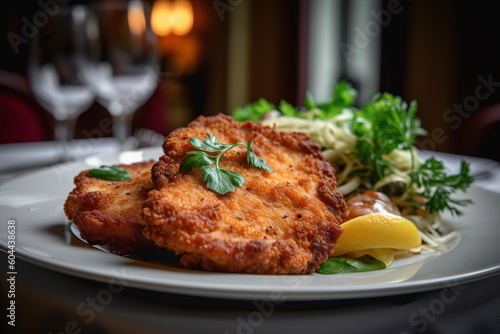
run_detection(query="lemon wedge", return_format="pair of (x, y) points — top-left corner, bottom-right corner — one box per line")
(334, 212), (422, 256)
(347, 248), (394, 266)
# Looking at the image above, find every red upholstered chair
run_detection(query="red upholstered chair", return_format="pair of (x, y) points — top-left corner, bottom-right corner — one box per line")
(0, 70), (51, 144)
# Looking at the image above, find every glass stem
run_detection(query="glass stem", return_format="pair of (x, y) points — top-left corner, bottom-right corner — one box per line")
(113, 113), (134, 150)
(54, 116), (77, 161)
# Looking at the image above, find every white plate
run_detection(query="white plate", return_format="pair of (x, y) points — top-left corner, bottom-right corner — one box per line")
(1, 147), (499, 301)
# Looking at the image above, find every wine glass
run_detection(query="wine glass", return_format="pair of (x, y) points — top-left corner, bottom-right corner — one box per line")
(85, 0), (159, 151)
(28, 5), (95, 161)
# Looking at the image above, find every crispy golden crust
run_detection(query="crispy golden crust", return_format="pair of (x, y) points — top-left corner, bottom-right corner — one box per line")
(64, 161), (157, 255)
(142, 114), (346, 274)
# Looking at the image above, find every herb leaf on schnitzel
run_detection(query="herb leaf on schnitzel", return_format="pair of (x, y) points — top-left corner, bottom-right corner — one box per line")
(201, 165), (245, 194)
(179, 151), (215, 173)
(247, 140), (273, 172)
(191, 133), (233, 152)
(89, 166), (132, 181)
(179, 133), (272, 194)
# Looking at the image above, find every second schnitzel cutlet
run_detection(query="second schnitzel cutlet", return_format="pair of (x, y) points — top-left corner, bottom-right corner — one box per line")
(142, 114), (346, 274)
(64, 161), (157, 255)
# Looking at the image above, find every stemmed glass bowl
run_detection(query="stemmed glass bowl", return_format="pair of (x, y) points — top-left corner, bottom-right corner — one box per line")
(85, 0), (159, 151)
(28, 5), (95, 160)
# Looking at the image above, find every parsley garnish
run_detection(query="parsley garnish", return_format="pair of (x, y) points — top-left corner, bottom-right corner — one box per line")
(179, 133), (272, 194)
(351, 93), (428, 182)
(409, 157), (473, 216)
(233, 98), (276, 122)
(88, 166), (132, 181)
(233, 80), (357, 122)
(305, 80), (357, 119)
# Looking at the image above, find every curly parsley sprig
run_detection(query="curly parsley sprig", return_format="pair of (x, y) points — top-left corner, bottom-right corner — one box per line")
(351, 93), (428, 182)
(409, 157), (473, 216)
(179, 133), (272, 194)
(233, 80), (357, 122)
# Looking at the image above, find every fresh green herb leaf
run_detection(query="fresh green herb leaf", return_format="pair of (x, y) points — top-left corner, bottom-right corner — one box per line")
(352, 137), (396, 182)
(409, 158), (473, 216)
(333, 80), (358, 107)
(233, 80), (356, 122)
(363, 94), (427, 148)
(88, 166), (132, 181)
(278, 99), (300, 117)
(409, 157), (445, 189)
(304, 80), (357, 119)
(316, 255), (386, 274)
(179, 151), (215, 173)
(190, 133), (228, 152)
(233, 98), (276, 122)
(350, 93), (427, 183)
(247, 140), (273, 172)
(201, 165), (245, 194)
(179, 133), (272, 194)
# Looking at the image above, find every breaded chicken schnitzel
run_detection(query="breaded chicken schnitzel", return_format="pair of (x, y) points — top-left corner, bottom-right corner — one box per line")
(64, 161), (157, 255)
(142, 114), (346, 274)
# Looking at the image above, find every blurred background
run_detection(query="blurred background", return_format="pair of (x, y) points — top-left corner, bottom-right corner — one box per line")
(1, 0), (499, 161)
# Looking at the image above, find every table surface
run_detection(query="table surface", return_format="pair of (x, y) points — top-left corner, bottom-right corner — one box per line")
(1, 140), (499, 334)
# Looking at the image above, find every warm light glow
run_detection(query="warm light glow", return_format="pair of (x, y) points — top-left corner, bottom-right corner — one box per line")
(128, 1), (146, 36)
(152, 0), (193, 37)
(152, 1), (172, 37)
(170, 0), (193, 36)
